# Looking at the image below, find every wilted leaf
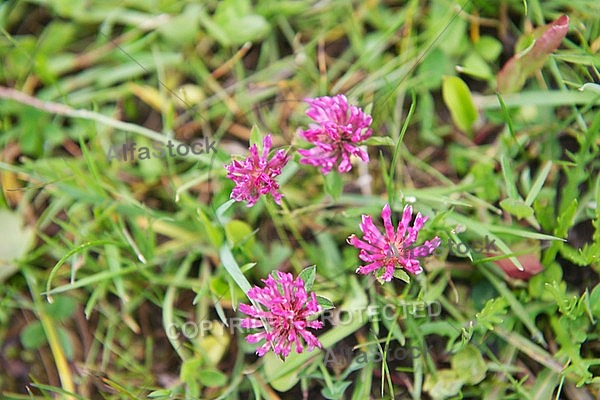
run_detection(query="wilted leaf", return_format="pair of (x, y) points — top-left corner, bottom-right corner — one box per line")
(497, 15), (569, 93)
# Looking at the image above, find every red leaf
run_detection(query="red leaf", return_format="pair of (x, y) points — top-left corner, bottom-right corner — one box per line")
(491, 253), (544, 280)
(497, 15), (569, 93)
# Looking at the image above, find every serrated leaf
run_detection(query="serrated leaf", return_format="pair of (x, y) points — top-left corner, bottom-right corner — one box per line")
(475, 297), (508, 331)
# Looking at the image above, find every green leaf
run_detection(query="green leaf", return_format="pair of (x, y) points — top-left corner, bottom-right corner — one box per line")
(46, 296), (77, 322)
(474, 36), (503, 61)
(219, 245), (252, 295)
(451, 344), (487, 385)
(224, 219), (255, 251)
(460, 51), (493, 80)
(442, 76), (477, 134)
(197, 368), (228, 388)
(578, 82), (600, 94)
(249, 124), (262, 148)
(423, 369), (465, 400)
(180, 357), (202, 397)
(56, 327), (74, 361)
(500, 198), (535, 219)
(524, 161), (553, 206)
(197, 208), (224, 247)
(157, 4), (202, 45)
(589, 284), (600, 319)
(322, 380), (352, 399)
(20, 321), (46, 349)
(363, 136), (395, 146)
(324, 171), (344, 201)
(0, 209), (35, 283)
(316, 295), (335, 310)
(393, 269), (411, 283)
(475, 297), (508, 331)
(214, 0), (270, 45)
(298, 265), (316, 291)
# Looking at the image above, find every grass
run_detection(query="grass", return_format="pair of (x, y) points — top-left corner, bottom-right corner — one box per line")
(1, 0), (599, 399)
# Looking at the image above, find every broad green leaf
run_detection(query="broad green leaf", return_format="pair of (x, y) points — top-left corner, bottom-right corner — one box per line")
(46, 295), (77, 322)
(442, 76), (477, 134)
(197, 368), (228, 388)
(451, 344), (487, 384)
(20, 321), (46, 349)
(224, 219), (255, 250)
(423, 369), (465, 400)
(393, 269), (410, 283)
(316, 295), (335, 310)
(474, 36), (503, 61)
(298, 265), (316, 291)
(214, 0), (270, 45)
(461, 51), (493, 80)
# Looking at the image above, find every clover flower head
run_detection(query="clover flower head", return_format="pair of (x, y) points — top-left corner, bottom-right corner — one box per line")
(239, 271), (323, 357)
(225, 134), (289, 207)
(347, 204), (441, 282)
(297, 94), (372, 174)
